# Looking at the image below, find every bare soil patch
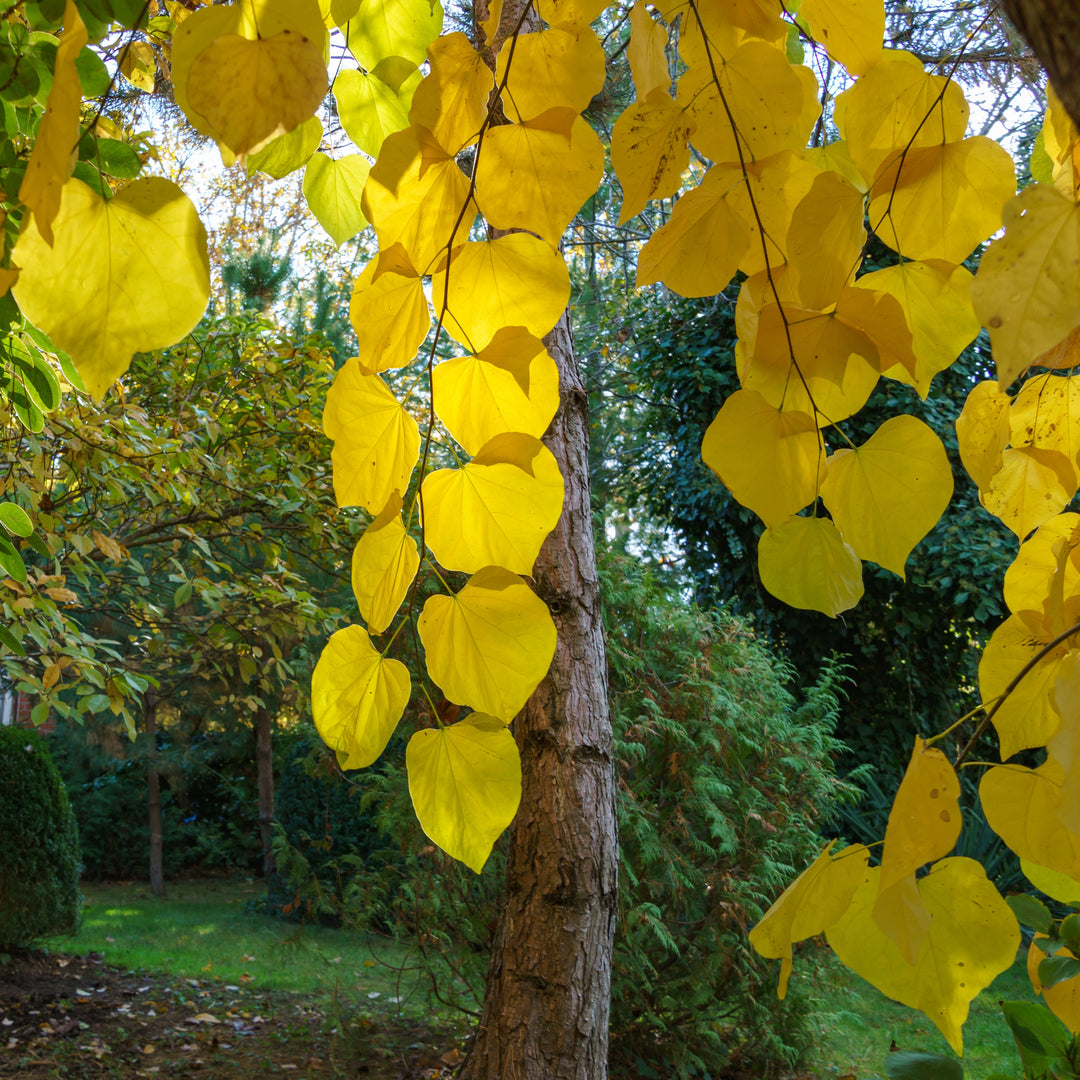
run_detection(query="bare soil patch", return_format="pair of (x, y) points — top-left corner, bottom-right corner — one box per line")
(0, 949), (462, 1079)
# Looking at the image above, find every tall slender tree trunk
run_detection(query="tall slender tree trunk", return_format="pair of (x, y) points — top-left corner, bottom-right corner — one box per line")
(145, 693), (165, 899)
(459, 313), (618, 1080)
(1004, 0), (1080, 129)
(255, 703), (276, 878)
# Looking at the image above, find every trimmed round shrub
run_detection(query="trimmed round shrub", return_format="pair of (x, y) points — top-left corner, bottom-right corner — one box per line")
(0, 726), (82, 948)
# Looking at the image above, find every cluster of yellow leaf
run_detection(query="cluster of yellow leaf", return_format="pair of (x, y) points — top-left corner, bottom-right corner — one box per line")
(613, 1), (1013, 617)
(295, 0), (610, 871)
(752, 740), (1019, 1053)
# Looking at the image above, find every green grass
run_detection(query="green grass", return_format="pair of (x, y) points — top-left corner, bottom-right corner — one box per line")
(52, 878), (432, 1015)
(809, 948), (1033, 1078)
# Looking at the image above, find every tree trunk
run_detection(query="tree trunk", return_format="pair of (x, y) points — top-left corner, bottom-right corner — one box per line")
(145, 693), (165, 899)
(459, 312), (618, 1080)
(255, 703), (276, 879)
(1004, 0), (1080, 128)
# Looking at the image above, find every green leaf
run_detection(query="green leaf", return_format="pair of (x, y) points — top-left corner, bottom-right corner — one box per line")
(74, 44), (109, 96)
(1038, 954), (1080, 990)
(173, 582), (193, 606)
(1007, 894), (1053, 935)
(885, 1050), (963, 1080)
(0, 502), (33, 537)
(0, 625), (26, 656)
(1001, 1000), (1069, 1078)
(93, 137), (142, 179)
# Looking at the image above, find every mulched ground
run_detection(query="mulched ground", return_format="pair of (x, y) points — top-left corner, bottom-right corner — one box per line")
(0, 950), (463, 1079)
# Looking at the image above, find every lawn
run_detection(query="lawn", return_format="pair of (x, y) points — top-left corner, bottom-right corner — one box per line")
(55, 878), (437, 1014)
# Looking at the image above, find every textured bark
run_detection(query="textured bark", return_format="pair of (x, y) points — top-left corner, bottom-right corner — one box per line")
(255, 705), (276, 879)
(1005, 0), (1080, 129)
(458, 312), (618, 1080)
(145, 694), (165, 899)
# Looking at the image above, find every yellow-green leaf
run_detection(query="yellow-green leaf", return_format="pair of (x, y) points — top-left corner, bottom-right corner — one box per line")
(322, 360), (420, 513)
(821, 415), (952, 578)
(973, 184), (1080, 388)
(749, 841), (869, 998)
(757, 516), (864, 617)
(407, 713), (521, 873)
(701, 389), (824, 528)
(342, 0), (443, 69)
(432, 327), (559, 455)
(312, 624), (411, 770)
(18, 0), (87, 246)
(186, 30), (328, 162)
(12, 178), (210, 401)
(351, 493), (419, 634)
(431, 234), (571, 352)
(826, 858), (1019, 1054)
(248, 115), (323, 178)
(348, 250), (430, 372)
(334, 68), (411, 157)
(304, 153), (371, 246)
(421, 433), (564, 575)
(418, 566), (556, 722)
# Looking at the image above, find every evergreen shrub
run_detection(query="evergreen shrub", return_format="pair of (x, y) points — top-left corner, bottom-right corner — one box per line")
(0, 726), (82, 948)
(311, 550), (858, 1077)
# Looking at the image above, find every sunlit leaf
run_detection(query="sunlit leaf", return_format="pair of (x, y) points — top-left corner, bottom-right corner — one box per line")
(800, 0), (882, 74)
(495, 26), (606, 123)
(422, 433), (564, 575)
(186, 31), (328, 162)
(409, 32), (493, 153)
(432, 327), (559, 455)
(351, 493), (419, 634)
(869, 138), (1016, 264)
(334, 68), (412, 158)
(12, 178), (210, 401)
(821, 415), (952, 578)
(312, 624), (411, 770)
(628, 0), (669, 99)
(418, 566), (556, 722)
(407, 713), (521, 873)
(347, 251), (430, 372)
(474, 111), (604, 247)
(1010, 374), (1080, 485)
(1003, 513), (1080, 630)
(758, 516), (864, 617)
(956, 379), (1012, 491)
(636, 167), (751, 298)
(749, 841), (869, 998)
(701, 389), (824, 528)
(248, 115), (323, 178)
(342, 0), (443, 69)
(323, 360), (420, 514)
(431, 234), (570, 351)
(826, 858), (1019, 1054)
(611, 89), (695, 224)
(979, 446), (1075, 541)
(972, 185), (1080, 389)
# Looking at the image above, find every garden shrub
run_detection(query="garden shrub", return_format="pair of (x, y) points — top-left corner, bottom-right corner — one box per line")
(0, 726), (82, 948)
(266, 728), (397, 922)
(327, 549), (859, 1077)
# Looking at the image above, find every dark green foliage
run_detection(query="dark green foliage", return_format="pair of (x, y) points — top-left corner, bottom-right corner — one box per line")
(267, 729), (397, 923)
(53, 719), (264, 881)
(0, 725), (81, 947)
(322, 550), (858, 1077)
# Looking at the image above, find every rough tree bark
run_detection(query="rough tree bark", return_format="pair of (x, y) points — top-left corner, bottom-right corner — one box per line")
(145, 693), (165, 899)
(1004, 0), (1080, 128)
(457, 308), (619, 1079)
(255, 703), (276, 879)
